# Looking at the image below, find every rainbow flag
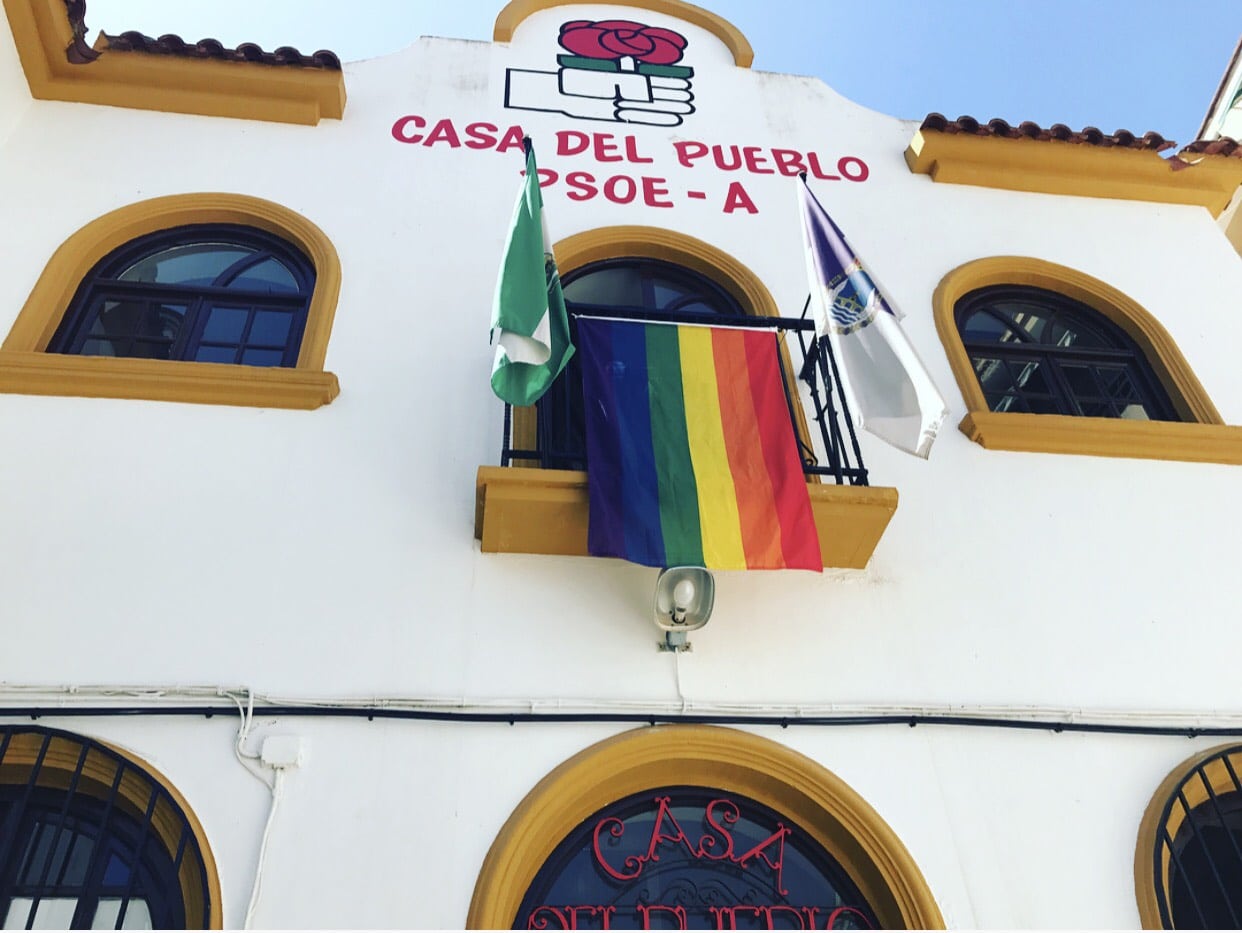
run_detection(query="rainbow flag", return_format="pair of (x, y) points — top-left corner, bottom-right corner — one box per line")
(579, 318), (822, 572)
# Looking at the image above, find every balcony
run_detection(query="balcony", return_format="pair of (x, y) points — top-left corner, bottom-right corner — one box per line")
(475, 304), (898, 570)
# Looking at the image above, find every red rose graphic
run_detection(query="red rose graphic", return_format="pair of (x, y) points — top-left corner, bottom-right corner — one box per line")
(559, 19), (687, 66)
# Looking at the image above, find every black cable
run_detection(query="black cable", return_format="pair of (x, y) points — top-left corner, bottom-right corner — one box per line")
(0, 705), (1235, 738)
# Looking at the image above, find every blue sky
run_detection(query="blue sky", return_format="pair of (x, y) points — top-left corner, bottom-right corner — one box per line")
(85, 1), (1240, 146)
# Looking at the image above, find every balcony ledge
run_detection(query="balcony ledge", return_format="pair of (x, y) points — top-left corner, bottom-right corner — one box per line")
(475, 466), (898, 570)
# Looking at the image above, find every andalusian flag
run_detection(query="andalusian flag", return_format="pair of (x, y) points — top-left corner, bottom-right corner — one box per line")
(490, 141), (574, 406)
(579, 318), (822, 572)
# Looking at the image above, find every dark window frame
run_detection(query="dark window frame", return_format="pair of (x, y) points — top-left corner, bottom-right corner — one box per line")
(955, 284), (1180, 421)
(48, 224), (315, 369)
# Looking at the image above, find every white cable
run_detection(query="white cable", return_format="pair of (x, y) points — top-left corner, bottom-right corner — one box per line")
(226, 689), (273, 791)
(5, 682), (1242, 731)
(243, 767), (285, 930)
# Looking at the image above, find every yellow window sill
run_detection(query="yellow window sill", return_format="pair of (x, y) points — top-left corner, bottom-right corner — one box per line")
(960, 411), (1242, 464)
(0, 350), (339, 410)
(475, 466), (898, 570)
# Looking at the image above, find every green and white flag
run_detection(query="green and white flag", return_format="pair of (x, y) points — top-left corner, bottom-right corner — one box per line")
(490, 141), (574, 407)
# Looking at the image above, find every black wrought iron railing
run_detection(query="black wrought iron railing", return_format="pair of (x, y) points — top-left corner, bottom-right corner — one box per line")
(499, 299), (868, 486)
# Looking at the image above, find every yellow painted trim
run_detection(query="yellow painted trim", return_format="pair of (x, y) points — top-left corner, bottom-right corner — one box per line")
(3, 0), (344, 125)
(960, 411), (1242, 464)
(554, 226), (779, 318)
(905, 130), (1242, 216)
(932, 256), (1242, 463)
(467, 725), (943, 929)
(1135, 743), (1242, 929)
(475, 466), (898, 569)
(0, 729), (223, 929)
(493, 0), (753, 68)
(0, 193), (341, 410)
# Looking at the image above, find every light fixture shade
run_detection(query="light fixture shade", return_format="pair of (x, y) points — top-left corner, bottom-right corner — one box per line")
(654, 566), (715, 632)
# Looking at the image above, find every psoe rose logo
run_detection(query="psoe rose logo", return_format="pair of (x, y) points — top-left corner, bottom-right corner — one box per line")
(505, 19), (695, 127)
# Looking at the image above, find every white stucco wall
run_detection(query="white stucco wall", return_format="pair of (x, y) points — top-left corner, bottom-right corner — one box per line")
(2, 4), (1240, 929)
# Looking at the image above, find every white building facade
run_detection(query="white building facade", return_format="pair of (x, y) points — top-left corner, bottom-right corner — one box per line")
(2, 0), (1242, 928)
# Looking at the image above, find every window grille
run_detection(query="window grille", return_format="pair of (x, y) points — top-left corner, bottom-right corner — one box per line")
(1149, 744), (1242, 929)
(0, 727), (213, 930)
(48, 225), (315, 368)
(956, 284), (1179, 421)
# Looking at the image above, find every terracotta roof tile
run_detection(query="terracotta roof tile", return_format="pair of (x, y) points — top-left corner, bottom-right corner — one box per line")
(1177, 137), (1242, 158)
(64, 0), (100, 64)
(100, 31), (341, 70)
(919, 113), (1176, 153)
(59, 0), (340, 70)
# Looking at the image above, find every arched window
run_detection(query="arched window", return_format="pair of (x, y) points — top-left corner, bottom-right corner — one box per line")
(540, 258), (745, 469)
(469, 726), (943, 929)
(516, 785), (878, 929)
(1137, 744), (1242, 930)
(0, 726), (219, 929)
(0, 193), (341, 410)
(932, 257), (1242, 464)
(49, 225), (315, 368)
(956, 285), (1179, 420)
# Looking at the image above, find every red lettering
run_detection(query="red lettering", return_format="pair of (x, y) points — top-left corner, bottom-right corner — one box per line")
(636, 905), (687, 930)
(594, 133), (623, 163)
(767, 906), (808, 929)
(566, 906), (615, 929)
(742, 146), (774, 174)
(771, 149), (807, 176)
(422, 118), (461, 148)
(557, 130), (590, 157)
(806, 152), (839, 180)
(708, 907), (734, 930)
(591, 817), (642, 881)
(645, 797), (698, 863)
(526, 906), (569, 929)
(642, 176), (673, 208)
(735, 824), (789, 895)
(722, 182), (758, 214)
(838, 156), (869, 182)
(711, 144), (743, 171)
(390, 114), (425, 143)
(497, 125), (526, 153)
(624, 135), (654, 164)
(566, 171), (598, 201)
(464, 122), (497, 150)
(697, 799), (738, 860)
(673, 140), (708, 168)
(603, 175), (637, 204)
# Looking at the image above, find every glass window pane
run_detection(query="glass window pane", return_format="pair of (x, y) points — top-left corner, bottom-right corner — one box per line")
(241, 348), (285, 367)
(1060, 364), (1099, 397)
(128, 340), (175, 361)
(972, 356), (1015, 393)
(248, 311), (292, 346)
(563, 266), (644, 308)
(117, 244), (253, 285)
(82, 339), (122, 357)
(4, 897), (78, 930)
(992, 302), (1050, 342)
(93, 899), (152, 930)
(1120, 403), (1151, 420)
(201, 307), (249, 343)
(195, 346), (239, 364)
(226, 257), (300, 294)
(962, 310), (1019, 343)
